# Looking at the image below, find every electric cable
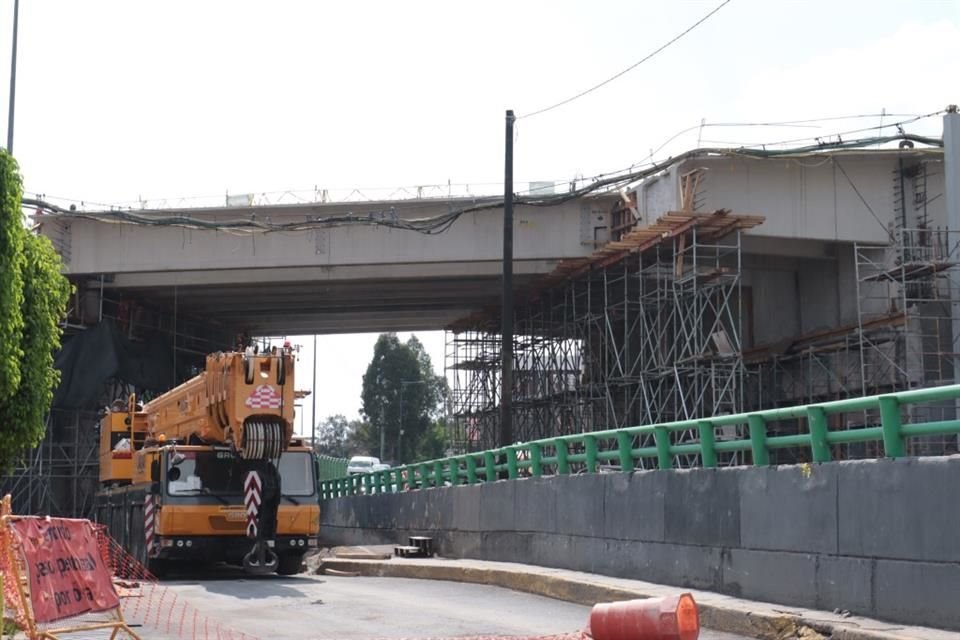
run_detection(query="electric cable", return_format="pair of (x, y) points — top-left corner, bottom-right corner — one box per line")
(519, 0), (732, 119)
(24, 131), (943, 236)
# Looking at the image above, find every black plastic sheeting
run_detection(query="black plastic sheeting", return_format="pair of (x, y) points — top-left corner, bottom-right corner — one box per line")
(52, 319), (179, 409)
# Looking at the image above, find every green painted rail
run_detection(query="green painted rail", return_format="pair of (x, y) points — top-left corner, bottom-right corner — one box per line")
(319, 384), (960, 499)
(316, 454), (349, 481)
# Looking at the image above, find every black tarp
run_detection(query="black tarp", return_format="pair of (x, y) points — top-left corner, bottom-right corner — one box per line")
(52, 319), (178, 409)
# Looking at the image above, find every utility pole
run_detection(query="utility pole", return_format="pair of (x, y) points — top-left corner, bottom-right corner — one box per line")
(500, 109), (515, 448)
(311, 334), (317, 449)
(379, 404), (385, 462)
(944, 106), (960, 414)
(398, 379), (427, 464)
(7, 0), (18, 152)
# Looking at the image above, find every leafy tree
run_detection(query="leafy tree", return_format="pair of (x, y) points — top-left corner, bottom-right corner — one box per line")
(414, 419), (450, 461)
(314, 414), (353, 458)
(346, 418), (376, 457)
(0, 151), (71, 472)
(360, 333), (447, 464)
(0, 150), (25, 402)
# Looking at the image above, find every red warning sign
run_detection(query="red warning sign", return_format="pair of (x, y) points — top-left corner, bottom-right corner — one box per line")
(7, 517), (120, 623)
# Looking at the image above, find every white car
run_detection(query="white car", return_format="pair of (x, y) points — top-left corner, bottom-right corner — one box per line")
(372, 462), (391, 472)
(347, 456), (380, 475)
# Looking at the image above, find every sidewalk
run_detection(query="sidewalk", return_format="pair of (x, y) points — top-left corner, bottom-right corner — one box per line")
(318, 548), (958, 640)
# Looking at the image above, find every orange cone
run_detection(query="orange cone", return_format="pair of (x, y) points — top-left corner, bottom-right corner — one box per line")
(588, 593), (699, 640)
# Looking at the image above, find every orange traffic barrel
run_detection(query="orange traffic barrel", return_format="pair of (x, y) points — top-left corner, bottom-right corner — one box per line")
(588, 593), (699, 640)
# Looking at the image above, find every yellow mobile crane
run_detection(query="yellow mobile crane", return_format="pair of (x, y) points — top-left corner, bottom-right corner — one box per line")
(95, 349), (320, 576)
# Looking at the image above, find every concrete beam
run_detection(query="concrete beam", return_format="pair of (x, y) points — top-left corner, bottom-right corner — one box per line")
(46, 198), (609, 276)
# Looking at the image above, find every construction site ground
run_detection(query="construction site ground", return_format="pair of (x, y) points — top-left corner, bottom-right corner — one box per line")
(317, 546), (960, 640)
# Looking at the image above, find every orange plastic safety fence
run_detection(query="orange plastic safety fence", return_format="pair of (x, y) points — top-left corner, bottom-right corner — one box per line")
(378, 631), (593, 640)
(0, 521), (30, 634)
(83, 525), (260, 640)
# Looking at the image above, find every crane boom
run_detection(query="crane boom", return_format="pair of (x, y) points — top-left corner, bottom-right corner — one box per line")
(143, 351), (295, 459)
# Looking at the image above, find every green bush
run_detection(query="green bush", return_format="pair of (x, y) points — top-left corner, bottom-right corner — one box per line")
(0, 150), (71, 472)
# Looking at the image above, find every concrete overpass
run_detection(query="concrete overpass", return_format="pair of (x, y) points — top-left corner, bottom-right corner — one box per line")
(36, 195), (616, 334)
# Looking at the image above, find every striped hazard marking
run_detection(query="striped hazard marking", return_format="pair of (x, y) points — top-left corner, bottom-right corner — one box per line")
(144, 494), (157, 556)
(245, 471), (262, 539)
(244, 385), (282, 409)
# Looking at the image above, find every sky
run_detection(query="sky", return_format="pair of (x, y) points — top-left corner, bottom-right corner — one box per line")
(0, 0), (957, 431)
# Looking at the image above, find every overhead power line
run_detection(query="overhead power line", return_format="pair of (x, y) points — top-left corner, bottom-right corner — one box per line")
(520, 0), (732, 120)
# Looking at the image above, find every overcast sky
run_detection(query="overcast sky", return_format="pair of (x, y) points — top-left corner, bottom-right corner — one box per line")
(0, 0), (957, 433)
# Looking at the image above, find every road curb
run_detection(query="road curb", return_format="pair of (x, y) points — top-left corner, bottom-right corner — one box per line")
(318, 558), (927, 640)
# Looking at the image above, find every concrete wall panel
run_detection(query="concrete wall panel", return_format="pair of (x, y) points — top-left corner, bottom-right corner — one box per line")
(722, 549), (817, 608)
(838, 457), (960, 562)
(481, 532), (533, 564)
(513, 477), (557, 534)
(664, 468), (740, 547)
(875, 559), (960, 630)
(815, 556), (873, 615)
(739, 465), (838, 554)
(603, 470), (665, 543)
(452, 484), (481, 531)
(479, 481), (516, 531)
(600, 540), (722, 590)
(552, 475), (605, 538)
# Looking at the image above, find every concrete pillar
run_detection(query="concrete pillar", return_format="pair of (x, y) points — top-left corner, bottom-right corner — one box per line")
(944, 107), (960, 397)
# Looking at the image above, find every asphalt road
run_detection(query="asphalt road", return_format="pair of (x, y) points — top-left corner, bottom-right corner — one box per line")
(137, 571), (751, 640)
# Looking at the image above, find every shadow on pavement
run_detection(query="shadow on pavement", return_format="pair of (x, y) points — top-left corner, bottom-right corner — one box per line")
(161, 563), (322, 599)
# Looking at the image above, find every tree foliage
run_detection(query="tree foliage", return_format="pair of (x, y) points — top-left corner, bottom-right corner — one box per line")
(314, 414), (364, 458)
(0, 151), (25, 401)
(360, 334), (447, 464)
(0, 151), (71, 472)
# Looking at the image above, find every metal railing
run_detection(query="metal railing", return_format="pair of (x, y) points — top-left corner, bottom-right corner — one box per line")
(319, 384), (960, 499)
(316, 454), (349, 482)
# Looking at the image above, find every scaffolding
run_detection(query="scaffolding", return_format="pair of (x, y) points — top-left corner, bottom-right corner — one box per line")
(0, 408), (101, 518)
(855, 227), (960, 455)
(446, 207), (764, 466)
(0, 286), (233, 519)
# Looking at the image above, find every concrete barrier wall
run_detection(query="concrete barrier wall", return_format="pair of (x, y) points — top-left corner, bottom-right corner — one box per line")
(320, 456), (960, 630)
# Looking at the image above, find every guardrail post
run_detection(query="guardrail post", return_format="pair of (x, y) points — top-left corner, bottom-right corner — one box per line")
(363, 474), (372, 494)
(420, 463), (431, 487)
(747, 414), (770, 466)
(434, 460), (444, 487)
(585, 435), (598, 473)
(484, 451), (496, 482)
(450, 458), (461, 486)
(555, 439), (569, 475)
(697, 421), (717, 468)
(506, 447), (519, 479)
(879, 395), (906, 458)
(805, 406), (832, 463)
(616, 431), (634, 473)
(654, 426), (672, 470)
(529, 443), (542, 477)
(466, 455), (478, 484)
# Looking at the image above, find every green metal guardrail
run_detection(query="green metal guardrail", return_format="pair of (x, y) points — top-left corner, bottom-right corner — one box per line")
(316, 454), (349, 481)
(319, 384), (960, 499)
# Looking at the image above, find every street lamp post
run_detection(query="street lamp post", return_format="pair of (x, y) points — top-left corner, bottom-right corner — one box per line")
(398, 379), (427, 465)
(7, 0), (19, 153)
